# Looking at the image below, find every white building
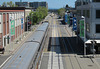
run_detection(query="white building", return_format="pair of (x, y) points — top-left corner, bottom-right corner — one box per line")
(76, 0), (100, 39)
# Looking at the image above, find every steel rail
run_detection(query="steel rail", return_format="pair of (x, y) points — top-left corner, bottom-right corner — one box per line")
(64, 26), (82, 69)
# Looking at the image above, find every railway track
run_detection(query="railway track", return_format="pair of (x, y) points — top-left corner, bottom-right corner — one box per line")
(64, 37), (82, 69)
(47, 16), (64, 69)
(58, 23), (82, 69)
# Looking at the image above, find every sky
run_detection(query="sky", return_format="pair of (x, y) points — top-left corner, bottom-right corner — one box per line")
(0, 0), (76, 9)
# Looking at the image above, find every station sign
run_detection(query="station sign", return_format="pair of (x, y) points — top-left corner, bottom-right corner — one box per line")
(80, 20), (84, 37)
(21, 18), (23, 29)
(11, 20), (15, 36)
(67, 15), (70, 24)
(73, 17), (77, 31)
(65, 13), (67, 23)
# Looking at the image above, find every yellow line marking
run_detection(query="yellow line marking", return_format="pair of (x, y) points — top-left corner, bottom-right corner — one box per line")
(57, 19), (72, 69)
(65, 27), (71, 37)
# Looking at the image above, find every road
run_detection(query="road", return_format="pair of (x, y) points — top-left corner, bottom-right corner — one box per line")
(39, 14), (100, 69)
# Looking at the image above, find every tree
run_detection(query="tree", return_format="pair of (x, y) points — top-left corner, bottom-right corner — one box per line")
(7, 1), (15, 7)
(2, 2), (6, 7)
(29, 7), (48, 25)
(58, 8), (66, 18)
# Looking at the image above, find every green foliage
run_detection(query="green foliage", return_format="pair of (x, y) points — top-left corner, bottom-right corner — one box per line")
(15, 5), (18, 7)
(29, 7), (48, 25)
(2, 2), (6, 7)
(58, 8), (66, 18)
(2, 1), (16, 7)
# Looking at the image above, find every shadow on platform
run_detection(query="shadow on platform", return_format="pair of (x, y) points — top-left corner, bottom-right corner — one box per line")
(47, 37), (84, 55)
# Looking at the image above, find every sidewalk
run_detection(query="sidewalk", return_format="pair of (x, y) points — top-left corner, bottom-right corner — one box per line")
(0, 25), (38, 68)
(65, 24), (100, 69)
(65, 24), (76, 37)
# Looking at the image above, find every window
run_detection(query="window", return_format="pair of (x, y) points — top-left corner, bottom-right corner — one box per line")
(83, 1), (86, 5)
(83, 10), (85, 16)
(86, 23), (90, 32)
(96, 24), (100, 33)
(93, 0), (100, 2)
(96, 10), (100, 18)
(77, 10), (81, 16)
(86, 10), (90, 18)
(76, 1), (81, 6)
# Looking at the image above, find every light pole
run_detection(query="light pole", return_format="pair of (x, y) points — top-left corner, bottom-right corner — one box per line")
(27, 14), (29, 32)
(92, 34), (96, 58)
(31, 13), (33, 31)
(81, 16), (86, 57)
(9, 16), (12, 52)
(21, 14), (23, 40)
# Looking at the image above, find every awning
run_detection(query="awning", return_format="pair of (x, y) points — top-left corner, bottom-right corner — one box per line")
(85, 40), (100, 44)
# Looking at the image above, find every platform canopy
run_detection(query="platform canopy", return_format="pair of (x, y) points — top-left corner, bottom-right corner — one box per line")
(85, 40), (100, 44)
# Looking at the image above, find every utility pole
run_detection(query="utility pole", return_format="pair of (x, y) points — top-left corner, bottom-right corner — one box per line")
(84, 17), (86, 56)
(92, 34), (96, 58)
(27, 16), (28, 32)
(27, 14), (29, 32)
(31, 13), (33, 31)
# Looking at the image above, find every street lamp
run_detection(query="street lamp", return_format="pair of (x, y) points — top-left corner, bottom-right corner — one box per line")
(21, 14), (24, 40)
(92, 34), (96, 58)
(27, 14), (29, 32)
(81, 16), (86, 57)
(31, 13), (33, 31)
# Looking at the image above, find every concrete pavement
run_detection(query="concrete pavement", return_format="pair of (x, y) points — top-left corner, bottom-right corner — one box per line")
(62, 22), (100, 69)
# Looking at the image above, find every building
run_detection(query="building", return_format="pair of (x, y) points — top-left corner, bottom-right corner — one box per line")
(15, 2), (48, 9)
(0, 7), (25, 49)
(29, 2), (39, 9)
(15, 2), (29, 8)
(75, 0), (100, 53)
(39, 2), (48, 9)
(76, 0), (100, 39)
